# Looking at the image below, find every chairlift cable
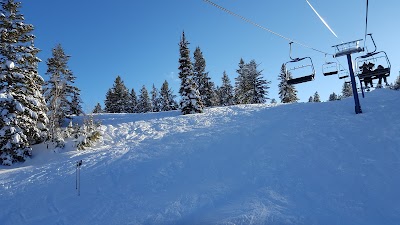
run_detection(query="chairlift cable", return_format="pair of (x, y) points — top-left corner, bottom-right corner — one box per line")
(203, 0), (331, 55)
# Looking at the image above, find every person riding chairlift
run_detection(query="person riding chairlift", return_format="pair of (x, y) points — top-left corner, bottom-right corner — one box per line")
(376, 65), (389, 87)
(360, 62), (374, 88)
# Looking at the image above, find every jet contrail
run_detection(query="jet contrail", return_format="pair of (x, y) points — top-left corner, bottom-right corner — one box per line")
(306, 0), (338, 38)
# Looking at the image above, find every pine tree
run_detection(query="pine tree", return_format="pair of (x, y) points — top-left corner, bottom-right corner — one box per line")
(150, 84), (161, 112)
(234, 58), (247, 104)
(70, 91), (83, 116)
(193, 46), (214, 107)
(308, 96), (314, 102)
(342, 82), (353, 98)
(278, 64), (299, 103)
(160, 80), (178, 111)
(178, 31), (203, 114)
(129, 88), (138, 113)
(219, 71), (234, 106)
(234, 59), (269, 104)
(393, 75), (400, 90)
(313, 91), (321, 102)
(0, 0), (48, 165)
(44, 44), (82, 143)
(92, 103), (102, 114)
(328, 92), (338, 101)
(137, 85), (151, 113)
(104, 76), (130, 113)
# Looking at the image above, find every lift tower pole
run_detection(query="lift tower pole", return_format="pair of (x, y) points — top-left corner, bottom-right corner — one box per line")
(333, 40), (364, 114)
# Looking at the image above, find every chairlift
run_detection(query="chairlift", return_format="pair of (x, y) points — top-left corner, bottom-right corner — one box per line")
(355, 34), (391, 83)
(285, 42), (315, 85)
(322, 54), (338, 76)
(338, 65), (349, 79)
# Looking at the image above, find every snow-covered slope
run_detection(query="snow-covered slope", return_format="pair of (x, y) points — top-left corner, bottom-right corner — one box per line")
(1, 89), (399, 225)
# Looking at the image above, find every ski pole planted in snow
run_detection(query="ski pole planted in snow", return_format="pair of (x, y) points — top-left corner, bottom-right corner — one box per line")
(76, 160), (83, 196)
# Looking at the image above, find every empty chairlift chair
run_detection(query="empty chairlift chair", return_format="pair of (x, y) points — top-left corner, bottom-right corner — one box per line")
(322, 54), (338, 76)
(285, 42), (316, 85)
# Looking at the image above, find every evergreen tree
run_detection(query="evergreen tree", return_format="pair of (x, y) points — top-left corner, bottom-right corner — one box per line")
(0, 0), (48, 165)
(104, 76), (130, 113)
(308, 96), (314, 102)
(393, 75), (400, 90)
(313, 91), (321, 102)
(234, 59), (269, 104)
(92, 103), (102, 114)
(193, 46), (214, 107)
(70, 91), (83, 116)
(137, 85), (151, 113)
(270, 98), (277, 104)
(342, 82), (353, 98)
(219, 71), (234, 106)
(278, 64), (299, 103)
(328, 92), (338, 101)
(178, 31), (203, 114)
(234, 58), (247, 104)
(44, 44), (82, 143)
(160, 80), (178, 111)
(129, 88), (138, 113)
(150, 84), (161, 112)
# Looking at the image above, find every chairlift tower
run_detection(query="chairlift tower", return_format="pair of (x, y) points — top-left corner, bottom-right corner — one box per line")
(332, 40), (364, 114)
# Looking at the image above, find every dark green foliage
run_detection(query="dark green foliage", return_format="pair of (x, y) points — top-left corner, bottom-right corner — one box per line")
(104, 76), (130, 113)
(160, 80), (178, 111)
(178, 32), (203, 114)
(0, 0), (48, 165)
(129, 88), (138, 113)
(342, 82), (353, 98)
(193, 46), (214, 107)
(308, 96), (313, 102)
(328, 92), (338, 101)
(234, 59), (270, 104)
(313, 91), (321, 102)
(137, 85), (151, 113)
(150, 84), (161, 112)
(92, 103), (102, 114)
(278, 64), (299, 103)
(218, 71), (234, 106)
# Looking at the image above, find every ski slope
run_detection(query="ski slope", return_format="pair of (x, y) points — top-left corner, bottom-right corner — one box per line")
(0, 89), (399, 225)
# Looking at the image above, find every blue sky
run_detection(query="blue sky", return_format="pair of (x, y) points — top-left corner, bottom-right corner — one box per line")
(21, 0), (400, 112)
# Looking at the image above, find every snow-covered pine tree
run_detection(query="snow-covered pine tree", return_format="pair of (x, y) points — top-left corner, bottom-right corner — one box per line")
(180, 80), (204, 115)
(308, 96), (314, 102)
(44, 44), (82, 143)
(70, 91), (83, 116)
(129, 88), (138, 113)
(104, 76), (130, 113)
(278, 64), (299, 103)
(342, 82), (353, 98)
(178, 31), (203, 114)
(137, 85), (151, 113)
(160, 80), (177, 111)
(193, 46), (214, 107)
(234, 58), (247, 104)
(150, 84), (161, 112)
(219, 71), (234, 106)
(0, 0), (48, 165)
(247, 60), (270, 104)
(313, 91), (321, 102)
(92, 103), (102, 114)
(328, 92), (338, 101)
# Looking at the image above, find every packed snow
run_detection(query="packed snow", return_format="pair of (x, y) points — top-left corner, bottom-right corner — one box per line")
(0, 89), (399, 225)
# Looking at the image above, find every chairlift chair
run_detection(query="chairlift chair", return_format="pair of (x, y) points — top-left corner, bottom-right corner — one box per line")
(285, 42), (315, 85)
(355, 34), (391, 82)
(338, 65), (349, 79)
(322, 54), (338, 76)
